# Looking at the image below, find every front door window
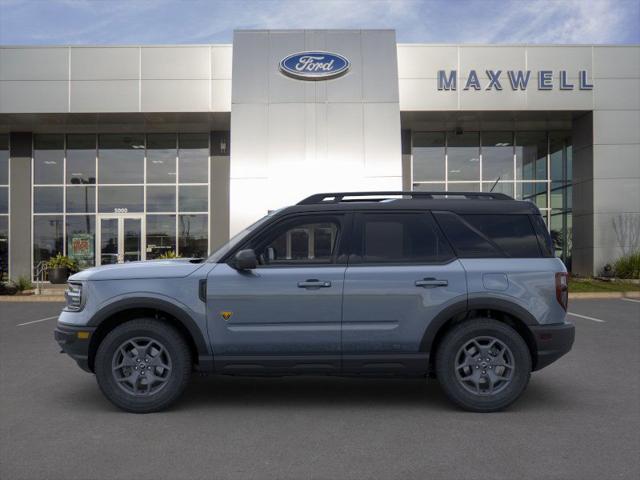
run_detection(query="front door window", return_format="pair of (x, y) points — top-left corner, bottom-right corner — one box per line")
(99, 216), (143, 265)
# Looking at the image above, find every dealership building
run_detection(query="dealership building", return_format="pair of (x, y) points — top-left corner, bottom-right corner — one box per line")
(0, 29), (638, 279)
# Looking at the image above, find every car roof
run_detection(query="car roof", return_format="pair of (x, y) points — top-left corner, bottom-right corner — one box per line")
(276, 191), (540, 216)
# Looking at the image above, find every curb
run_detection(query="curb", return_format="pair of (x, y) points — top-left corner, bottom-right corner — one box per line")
(569, 291), (640, 299)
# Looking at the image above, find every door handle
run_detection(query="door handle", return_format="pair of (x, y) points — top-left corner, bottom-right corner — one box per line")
(297, 279), (332, 289)
(415, 278), (448, 288)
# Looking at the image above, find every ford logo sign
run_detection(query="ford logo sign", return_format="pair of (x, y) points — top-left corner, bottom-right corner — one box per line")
(279, 51), (350, 81)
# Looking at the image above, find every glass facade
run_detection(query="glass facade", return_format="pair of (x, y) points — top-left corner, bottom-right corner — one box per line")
(32, 133), (210, 277)
(0, 134), (8, 279)
(412, 131), (573, 267)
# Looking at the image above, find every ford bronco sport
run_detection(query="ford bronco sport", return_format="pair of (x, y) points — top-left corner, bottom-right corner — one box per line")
(55, 191), (575, 413)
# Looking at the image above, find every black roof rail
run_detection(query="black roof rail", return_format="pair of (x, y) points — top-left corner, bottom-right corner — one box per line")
(297, 191), (512, 205)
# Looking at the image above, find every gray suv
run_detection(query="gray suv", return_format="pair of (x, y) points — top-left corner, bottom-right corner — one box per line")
(55, 191), (575, 413)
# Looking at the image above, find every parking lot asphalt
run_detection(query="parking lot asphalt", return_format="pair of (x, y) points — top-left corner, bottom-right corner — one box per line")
(1, 298), (639, 480)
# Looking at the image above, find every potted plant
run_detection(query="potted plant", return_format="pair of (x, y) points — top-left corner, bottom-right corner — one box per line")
(47, 254), (78, 284)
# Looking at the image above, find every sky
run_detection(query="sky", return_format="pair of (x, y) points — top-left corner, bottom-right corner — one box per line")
(0, 0), (638, 45)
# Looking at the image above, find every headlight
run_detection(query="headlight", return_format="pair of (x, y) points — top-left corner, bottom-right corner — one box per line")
(64, 282), (84, 311)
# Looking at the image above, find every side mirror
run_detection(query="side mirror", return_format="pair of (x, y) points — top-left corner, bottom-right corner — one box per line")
(234, 249), (257, 270)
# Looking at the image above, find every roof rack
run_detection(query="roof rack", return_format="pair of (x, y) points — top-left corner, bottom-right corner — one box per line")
(297, 191), (511, 205)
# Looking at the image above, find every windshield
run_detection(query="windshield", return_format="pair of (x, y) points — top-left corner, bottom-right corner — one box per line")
(206, 212), (276, 263)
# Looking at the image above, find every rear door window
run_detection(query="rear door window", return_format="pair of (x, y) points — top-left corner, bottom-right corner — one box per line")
(433, 211), (502, 258)
(354, 212), (454, 264)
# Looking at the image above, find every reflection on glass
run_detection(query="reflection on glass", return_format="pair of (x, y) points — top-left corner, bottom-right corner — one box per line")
(517, 132), (547, 181)
(448, 132), (480, 181)
(66, 134), (96, 184)
(0, 216), (7, 280)
(550, 131), (571, 183)
(178, 134), (208, 183)
(98, 186), (143, 213)
(98, 134), (144, 184)
(66, 215), (95, 269)
(413, 133), (445, 182)
(413, 183), (446, 192)
(33, 215), (64, 273)
(448, 182), (480, 192)
(34, 186), (63, 213)
(179, 214), (207, 257)
(34, 135), (64, 185)
(482, 181), (514, 197)
(0, 134), (8, 185)
(482, 132), (514, 181)
(147, 186), (176, 212)
(0, 187), (7, 214)
(100, 218), (118, 265)
(66, 186), (96, 213)
(179, 185), (208, 212)
(517, 182), (548, 209)
(146, 215), (176, 259)
(147, 134), (177, 184)
(123, 218), (141, 262)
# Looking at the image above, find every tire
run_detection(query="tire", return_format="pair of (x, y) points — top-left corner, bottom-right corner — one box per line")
(435, 318), (531, 412)
(95, 319), (192, 413)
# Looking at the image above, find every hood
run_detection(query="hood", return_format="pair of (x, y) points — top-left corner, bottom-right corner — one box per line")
(69, 259), (206, 281)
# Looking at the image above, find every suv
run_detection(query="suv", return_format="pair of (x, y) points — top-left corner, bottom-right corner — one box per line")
(55, 191), (574, 413)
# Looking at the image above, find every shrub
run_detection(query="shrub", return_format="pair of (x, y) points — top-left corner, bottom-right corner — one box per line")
(613, 250), (640, 279)
(159, 251), (180, 259)
(14, 276), (34, 292)
(47, 253), (78, 272)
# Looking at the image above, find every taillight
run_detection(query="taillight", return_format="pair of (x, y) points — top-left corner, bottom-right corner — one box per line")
(555, 272), (569, 311)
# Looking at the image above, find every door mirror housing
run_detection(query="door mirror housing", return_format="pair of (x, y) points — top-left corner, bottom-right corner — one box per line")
(233, 249), (257, 270)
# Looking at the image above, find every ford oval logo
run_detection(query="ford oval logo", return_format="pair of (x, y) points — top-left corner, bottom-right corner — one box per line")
(279, 51), (350, 81)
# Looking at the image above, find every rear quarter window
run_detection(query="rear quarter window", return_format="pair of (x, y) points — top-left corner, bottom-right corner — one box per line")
(461, 214), (541, 258)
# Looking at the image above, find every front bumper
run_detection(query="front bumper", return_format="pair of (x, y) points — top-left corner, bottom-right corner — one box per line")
(54, 323), (96, 373)
(530, 321), (575, 371)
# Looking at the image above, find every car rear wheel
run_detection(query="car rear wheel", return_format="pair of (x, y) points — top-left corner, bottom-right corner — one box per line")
(435, 318), (531, 412)
(95, 319), (191, 413)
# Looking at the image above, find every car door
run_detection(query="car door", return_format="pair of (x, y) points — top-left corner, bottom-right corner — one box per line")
(206, 213), (350, 373)
(341, 211), (467, 374)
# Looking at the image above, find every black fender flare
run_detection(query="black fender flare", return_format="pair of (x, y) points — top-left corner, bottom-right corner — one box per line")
(419, 296), (538, 353)
(87, 296), (210, 358)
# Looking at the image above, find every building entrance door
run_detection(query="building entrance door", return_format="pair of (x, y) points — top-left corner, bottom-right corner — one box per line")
(98, 215), (145, 265)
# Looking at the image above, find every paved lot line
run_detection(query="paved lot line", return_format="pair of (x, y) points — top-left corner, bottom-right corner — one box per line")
(621, 298), (640, 304)
(16, 315), (59, 327)
(567, 312), (605, 323)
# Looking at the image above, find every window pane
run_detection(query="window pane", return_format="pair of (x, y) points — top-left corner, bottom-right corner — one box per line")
(98, 134), (144, 184)
(98, 186), (143, 213)
(256, 220), (340, 264)
(179, 214), (208, 257)
(147, 186), (176, 212)
(34, 186), (63, 213)
(413, 133), (445, 182)
(482, 132), (514, 181)
(66, 186), (96, 213)
(447, 182), (480, 192)
(34, 134), (64, 185)
(66, 215), (95, 270)
(33, 215), (64, 272)
(550, 131), (571, 183)
(66, 134), (96, 184)
(179, 185), (207, 212)
(447, 132), (480, 181)
(178, 133), (208, 183)
(434, 211), (502, 258)
(462, 214), (540, 258)
(0, 134), (8, 185)
(481, 181), (514, 197)
(550, 211), (564, 259)
(516, 132), (547, 181)
(0, 216), (7, 280)
(413, 183), (446, 192)
(146, 214), (176, 259)
(517, 182), (548, 208)
(147, 134), (177, 184)
(360, 213), (454, 264)
(0, 187), (7, 214)
(550, 182), (567, 209)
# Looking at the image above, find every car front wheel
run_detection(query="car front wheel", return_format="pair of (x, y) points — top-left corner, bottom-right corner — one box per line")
(95, 319), (192, 413)
(435, 318), (531, 412)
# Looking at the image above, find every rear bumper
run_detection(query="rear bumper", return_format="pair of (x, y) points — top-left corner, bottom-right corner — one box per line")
(530, 322), (575, 371)
(54, 323), (96, 373)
